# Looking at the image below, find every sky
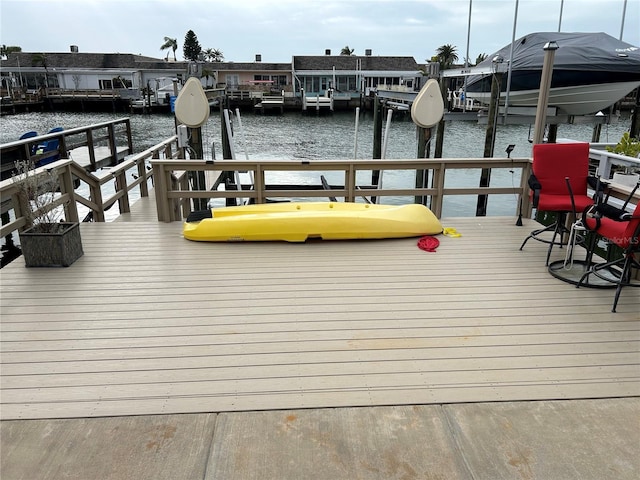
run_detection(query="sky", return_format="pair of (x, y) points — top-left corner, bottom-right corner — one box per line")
(1, 0), (638, 63)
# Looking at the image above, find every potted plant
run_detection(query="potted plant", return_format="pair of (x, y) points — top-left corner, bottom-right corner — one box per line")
(606, 132), (640, 187)
(12, 160), (83, 267)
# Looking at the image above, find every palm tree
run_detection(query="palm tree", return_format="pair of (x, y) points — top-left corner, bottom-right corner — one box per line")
(201, 67), (215, 87)
(340, 46), (355, 56)
(435, 44), (458, 70)
(203, 48), (224, 62)
(475, 53), (488, 65)
(160, 37), (178, 61)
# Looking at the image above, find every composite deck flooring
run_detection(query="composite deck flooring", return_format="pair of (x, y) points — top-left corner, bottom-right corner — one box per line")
(1, 216), (638, 421)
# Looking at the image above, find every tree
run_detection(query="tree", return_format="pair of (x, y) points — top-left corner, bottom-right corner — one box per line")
(475, 53), (488, 65)
(435, 44), (458, 70)
(183, 30), (202, 62)
(31, 53), (50, 88)
(340, 46), (355, 56)
(1, 45), (22, 58)
(203, 48), (224, 62)
(160, 37), (178, 61)
(201, 67), (215, 87)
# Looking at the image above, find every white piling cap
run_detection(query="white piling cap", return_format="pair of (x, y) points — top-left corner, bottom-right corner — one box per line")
(411, 79), (444, 128)
(174, 77), (210, 127)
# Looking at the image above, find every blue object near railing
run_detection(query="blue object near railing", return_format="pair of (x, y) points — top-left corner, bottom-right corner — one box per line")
(35, 127), (64, 167)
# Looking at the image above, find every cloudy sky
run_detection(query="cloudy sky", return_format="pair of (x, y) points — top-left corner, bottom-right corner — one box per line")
(1, 0), (638, 63)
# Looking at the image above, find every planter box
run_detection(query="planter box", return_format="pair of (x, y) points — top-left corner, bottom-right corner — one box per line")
(20, 222), (83, 267)
(612, 172), (640, 188)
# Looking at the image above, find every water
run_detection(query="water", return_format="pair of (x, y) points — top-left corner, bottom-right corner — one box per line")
(1, 110), (632, 217)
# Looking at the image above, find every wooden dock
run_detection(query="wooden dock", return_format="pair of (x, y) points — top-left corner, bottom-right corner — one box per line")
(254, 95), (285, 114)
(1, 205), (638, 478)
(302, 95), (334, 112)
(1, 215), (638, 420)
(68, 145), (129, 170)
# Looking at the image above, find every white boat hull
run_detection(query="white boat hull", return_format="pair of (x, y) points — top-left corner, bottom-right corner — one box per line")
(467, 80), (640, 116)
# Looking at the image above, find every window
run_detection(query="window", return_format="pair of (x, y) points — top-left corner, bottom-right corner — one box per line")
(226, 75), (239, 88)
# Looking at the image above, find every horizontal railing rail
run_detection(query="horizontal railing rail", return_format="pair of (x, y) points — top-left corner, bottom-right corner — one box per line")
(151, 157), (534, 222)
(589, 145), (640, 179)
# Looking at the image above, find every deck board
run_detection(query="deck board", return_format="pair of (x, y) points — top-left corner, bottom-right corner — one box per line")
(1, 216), (638, 420)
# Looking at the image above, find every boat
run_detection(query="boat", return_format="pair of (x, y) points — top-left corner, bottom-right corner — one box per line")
(183, 202), (443, 242)
(463, 32), (640, 116)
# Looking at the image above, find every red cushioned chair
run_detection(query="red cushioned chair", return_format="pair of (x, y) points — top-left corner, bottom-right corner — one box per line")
(577, 184), (640, 312)
(520, 142), (598, 265)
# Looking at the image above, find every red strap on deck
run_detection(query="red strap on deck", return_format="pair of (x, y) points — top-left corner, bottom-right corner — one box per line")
(417, 235), (439, 252)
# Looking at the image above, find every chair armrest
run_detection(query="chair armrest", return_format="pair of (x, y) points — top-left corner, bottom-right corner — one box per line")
(528, 174), (541, 207)
(588, 176), (609, 203)
(594, 203), (632, 221)
(587, 176), (608, 191)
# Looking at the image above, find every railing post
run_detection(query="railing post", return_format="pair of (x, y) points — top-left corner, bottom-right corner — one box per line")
(164, 143), (172, 160)
(90, 178), (105, 222)
(255, 163), (264, 204)
(152, 161), (171, 222)
(114, 169), (130, 214)
(521, 160), (533, 219)
(124, 119), (133, 153)
(86, 129), (97, 169)
(180, 173), (190, 219)
(59, 163), (79, 223)
(430, 162), (445, 218)
(107, 123), (117, 165)
(345, 163), (355, 202)
(58, 135), (68, 160)
(11, 190), (29, 231)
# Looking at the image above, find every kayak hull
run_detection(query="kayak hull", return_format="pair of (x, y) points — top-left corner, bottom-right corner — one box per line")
(183, 202), (443, 242)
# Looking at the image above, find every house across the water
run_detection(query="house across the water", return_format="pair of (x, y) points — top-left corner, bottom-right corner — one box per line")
(0, 46), (433, 113)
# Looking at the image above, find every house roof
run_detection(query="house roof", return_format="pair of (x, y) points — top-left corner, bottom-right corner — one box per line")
(214, 62), (291, 72)
(1, 52), (424, 75)
(1, 52), (186, 70)
(293, 55), (420, 72)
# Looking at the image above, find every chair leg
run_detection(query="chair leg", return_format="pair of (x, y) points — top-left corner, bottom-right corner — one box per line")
(520, 218), (564, 248)
(520, 222), (556, 251)
(612, 254), (638, 313)
(546, 219), (563, 266)
(520, 212), (570, 265)
(579, 251), (639, 313)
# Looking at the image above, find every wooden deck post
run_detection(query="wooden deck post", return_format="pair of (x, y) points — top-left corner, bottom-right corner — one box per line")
(86, 129), (96, 168)
(430, 161), (446, 218)
(124, 118), (134, 153)
(59, 163), (79, 224)
(152, 162), (170, 222)
(114, 169), (130, 215)
(107, 124), (117, 165)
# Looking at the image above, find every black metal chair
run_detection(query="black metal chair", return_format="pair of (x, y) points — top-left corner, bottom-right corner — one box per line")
(576, 183), (640, 312)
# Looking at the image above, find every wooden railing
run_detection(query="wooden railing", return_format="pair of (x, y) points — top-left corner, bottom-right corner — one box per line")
(151, 157), (534, 222)
(0, 136), (181, 240)
(0, 118), (133, 180)
(45, 88), (122, 99)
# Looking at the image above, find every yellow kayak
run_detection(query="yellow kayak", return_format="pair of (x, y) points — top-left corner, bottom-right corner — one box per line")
(183, 202), (442, 242)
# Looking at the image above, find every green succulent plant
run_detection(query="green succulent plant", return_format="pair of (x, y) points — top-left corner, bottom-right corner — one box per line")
(606, 132), (640, 158)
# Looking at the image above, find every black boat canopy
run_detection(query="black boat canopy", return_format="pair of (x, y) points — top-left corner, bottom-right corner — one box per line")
(477, 31), (640, 74)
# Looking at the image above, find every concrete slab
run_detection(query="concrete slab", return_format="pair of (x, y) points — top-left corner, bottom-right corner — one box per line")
(206, 405), (471, 480)
(443, 398), (640, 480)
(0, 413), (217, 480)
